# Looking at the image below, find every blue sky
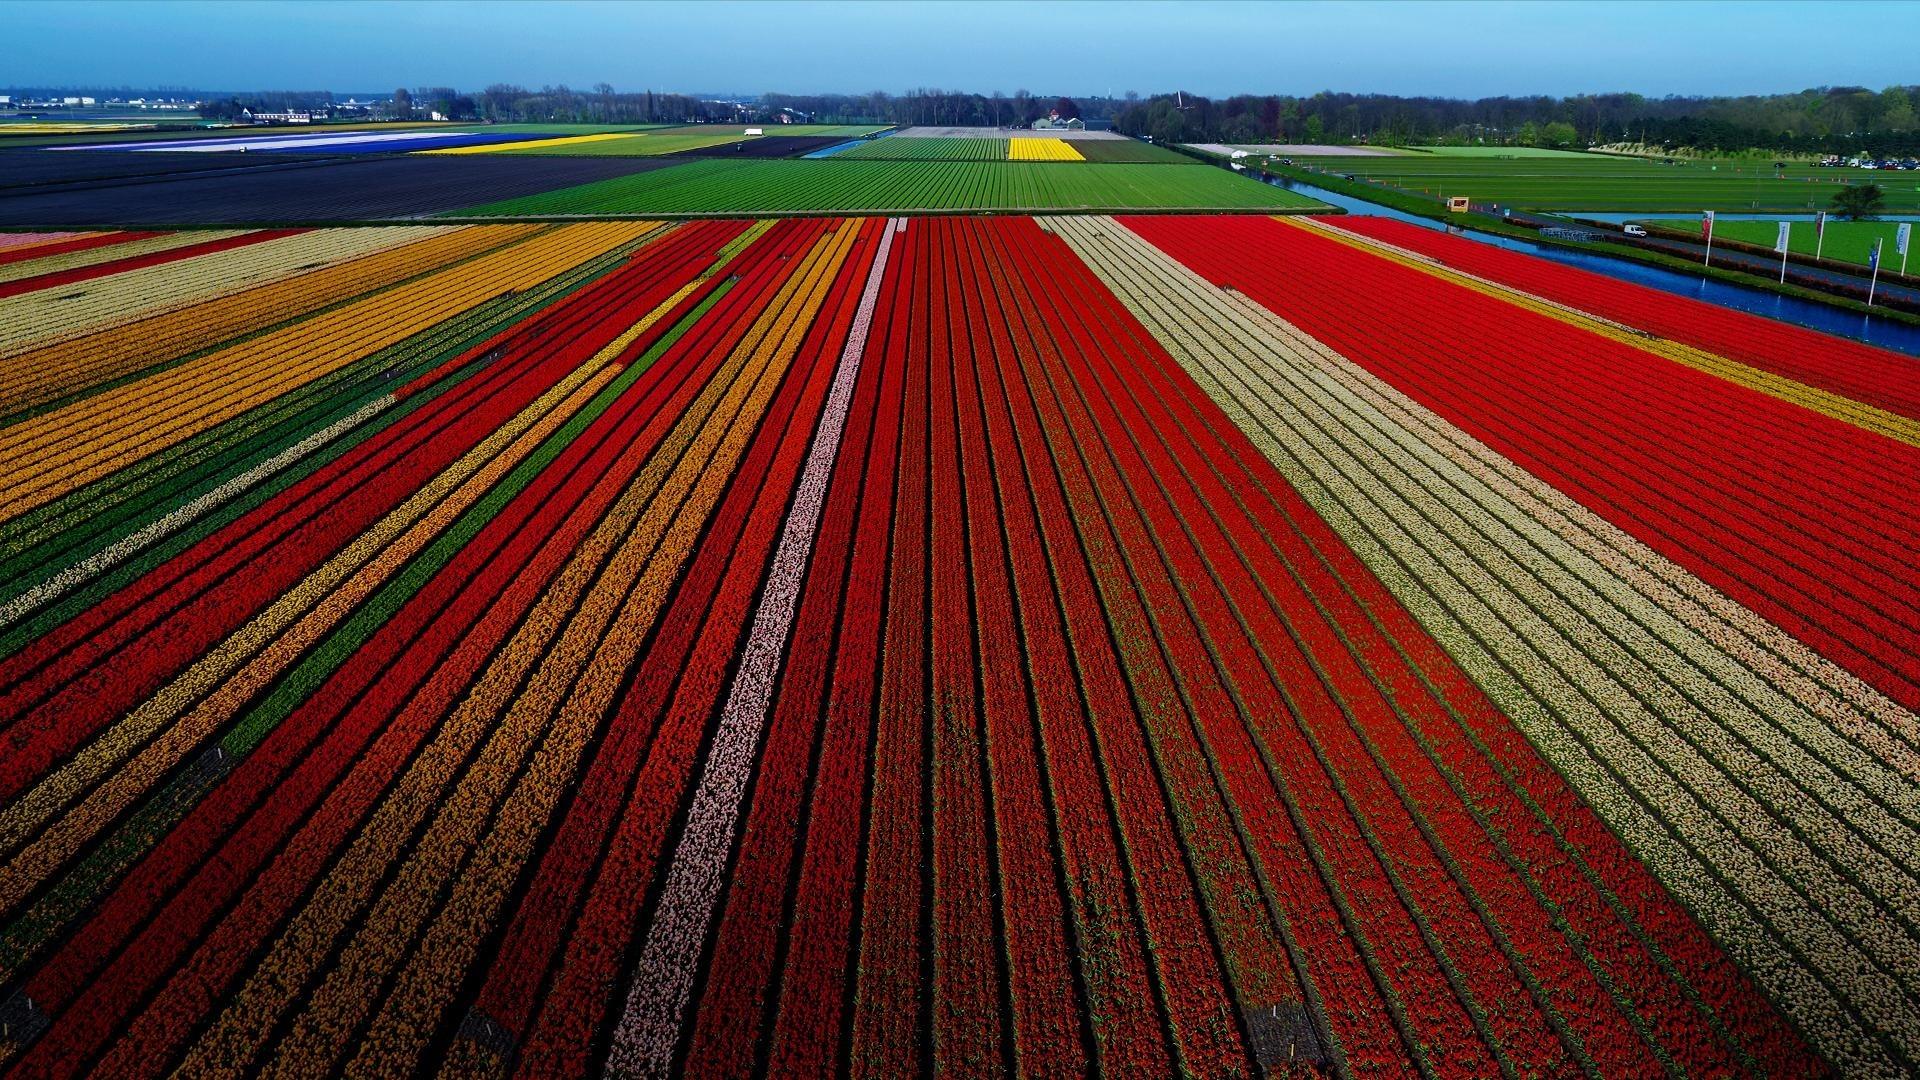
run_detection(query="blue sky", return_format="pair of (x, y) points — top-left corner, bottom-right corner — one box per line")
(7, 0), (1916, 98)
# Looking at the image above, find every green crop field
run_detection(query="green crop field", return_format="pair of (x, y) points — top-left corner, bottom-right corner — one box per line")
(838, 138), (1009, 160)
(1066, 139), (1191, 163)
(445, 159), (1326, 215)
(1310, 153), (1920, 212)
(835, 136), (1186, 163)
(1669, 218), (1918, 271)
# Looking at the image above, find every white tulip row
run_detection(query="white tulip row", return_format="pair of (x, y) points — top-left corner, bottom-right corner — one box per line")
(1048, 214), (1920, 1078)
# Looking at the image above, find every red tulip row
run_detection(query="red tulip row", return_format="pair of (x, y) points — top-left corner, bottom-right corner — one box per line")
(739, 218), (915, 1078)
(0, 213), (1850, 1077)
(0, 229), (302, 300)
(1332, 214), (1920, 421)
(457, 218), (881, 1079)
(0, 225), (717, 807)
(0, 230), (157, 268)
(1125, 211), (1837, 1074)
(0, 221), (756, 1077)
(679, 220), (904, 1079)
(1130, 214), (1920, 717)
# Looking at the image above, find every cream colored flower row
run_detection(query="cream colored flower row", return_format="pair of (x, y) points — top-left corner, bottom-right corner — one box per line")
(0, 229), (249, 287)
(178, 223), (859, 1078)
(1049, 215), (1920, 1077)
(0, 226), (447, 359)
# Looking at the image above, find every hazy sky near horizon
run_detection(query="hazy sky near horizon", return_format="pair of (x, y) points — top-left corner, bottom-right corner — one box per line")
(9, 0), (1917, 98)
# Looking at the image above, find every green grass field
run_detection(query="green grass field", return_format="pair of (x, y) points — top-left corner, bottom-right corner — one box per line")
(833, 137), (1188, 164)
(445, 159), (1325, 215)
(1664, 218), (1917, 271)
(1311, 153), (1920, 212)
(837, 137), (1009, 160)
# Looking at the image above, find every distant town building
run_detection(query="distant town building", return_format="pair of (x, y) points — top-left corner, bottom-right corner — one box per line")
(242, 107), (329, 124)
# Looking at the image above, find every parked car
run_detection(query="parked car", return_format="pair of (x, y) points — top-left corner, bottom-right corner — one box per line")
(1622, 224), (1648, 237)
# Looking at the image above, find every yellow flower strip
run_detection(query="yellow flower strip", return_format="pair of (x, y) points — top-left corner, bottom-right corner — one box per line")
(0, 229), (249, 286)
(0, 222), (650, 526)
(1287, 216), (1920, 451)
(0, 224), (463, 361)
(1007, 137), (1083, 162)
(175, 222), (851, 1078)
(0, 222), (560, 476)
(419, 131), (644, 155)
(0, 299), (657, 924)
(0, 225), (445, 359)
(0, 226), (498, 415)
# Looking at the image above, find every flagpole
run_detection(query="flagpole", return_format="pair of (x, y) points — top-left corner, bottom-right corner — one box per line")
(1703, 211), (1714, 269)
(1867, 239), (1883, 307)
(1814, 211), (1826, 262)
(1778, 220), (1790, 283)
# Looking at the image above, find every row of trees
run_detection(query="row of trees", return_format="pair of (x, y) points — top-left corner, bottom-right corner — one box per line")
(759, 89), (1083, 127)
(188, 82), (1920, 154)
(1110, 86), (1920, 154)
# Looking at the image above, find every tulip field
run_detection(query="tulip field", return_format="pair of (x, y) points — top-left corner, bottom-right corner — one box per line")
(0, 210), (1914, 1079)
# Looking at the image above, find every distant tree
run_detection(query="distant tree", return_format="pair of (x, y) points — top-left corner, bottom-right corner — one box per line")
(197, 97), (245, 121)
(390, 87), (413, 120)
(1832, 182), (1886, 220)
(1303, 114), (1325, 143)
(1053, 96), (1080, 120)
(1541, 120), (1578, 148)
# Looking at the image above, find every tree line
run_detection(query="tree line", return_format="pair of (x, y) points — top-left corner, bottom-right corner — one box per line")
(184, 82), (1920, 154)
(1108, 86), (1920, 154)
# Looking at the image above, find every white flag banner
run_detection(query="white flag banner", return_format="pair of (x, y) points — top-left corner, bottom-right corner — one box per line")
(1899, 223), (1912, 257)
(1775, 221), (1792, 253)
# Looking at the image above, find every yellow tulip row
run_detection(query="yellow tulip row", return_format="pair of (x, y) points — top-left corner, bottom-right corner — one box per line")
(0, 225), (454, 362)
(0, 222), (649, 526)
(0, 226), (498, 416)
(176, 221), (859, 1078)
(1007, 137), (1084, 162)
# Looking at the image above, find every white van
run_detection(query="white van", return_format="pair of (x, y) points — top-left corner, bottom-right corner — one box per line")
(1622, 224), (1648, 237)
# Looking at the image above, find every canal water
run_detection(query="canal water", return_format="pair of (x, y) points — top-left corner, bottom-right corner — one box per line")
(1264, 176), (1920, 359)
